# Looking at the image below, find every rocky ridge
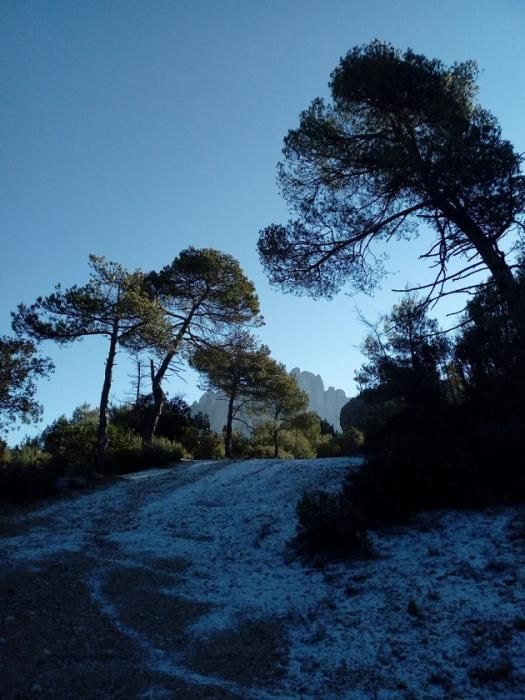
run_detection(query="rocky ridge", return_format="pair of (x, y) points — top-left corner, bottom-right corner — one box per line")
(190, 368), (348, 434)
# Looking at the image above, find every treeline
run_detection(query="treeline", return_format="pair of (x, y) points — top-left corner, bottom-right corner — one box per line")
(252, 41), (525, 553)
(9, 248), (262, 468)
(1, 247), (358, 501)
(297, 274), (525, 553)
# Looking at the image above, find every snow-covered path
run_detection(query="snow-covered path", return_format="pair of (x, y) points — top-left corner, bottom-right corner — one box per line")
(2, 457), (525, 699)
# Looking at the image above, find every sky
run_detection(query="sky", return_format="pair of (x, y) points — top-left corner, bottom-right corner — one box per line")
(2, 0), (524, 442)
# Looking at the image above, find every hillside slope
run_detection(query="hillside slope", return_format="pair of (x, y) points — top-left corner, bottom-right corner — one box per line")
(1, 458), (525, 698)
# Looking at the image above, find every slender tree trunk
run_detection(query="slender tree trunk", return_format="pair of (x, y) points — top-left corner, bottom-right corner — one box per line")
(438, 198), (525, 339)
(96, 320), (119, 470)
(224, 391), (236, 458)
(273, 417), (279, 458)
(273, 427), (279, 458)
(134, 357), (142, 407)
(142, 307), (199, 446)
(143, 351), (173, 445)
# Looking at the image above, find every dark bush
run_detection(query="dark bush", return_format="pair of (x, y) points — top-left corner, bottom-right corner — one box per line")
(295, 488), (371, 556)
(230, 429), (251, 458)
(0, 462), (58, 502)
(107, 434), (187, 474)
(41, 409), (98, 476)
(247, 443), (276, 459)
(41, 405), (188, 476)
(0, 445), (57, 503)
(110, 396), (212, 456)
(299, 396), (525, 558)
(342, 403), (525, 525)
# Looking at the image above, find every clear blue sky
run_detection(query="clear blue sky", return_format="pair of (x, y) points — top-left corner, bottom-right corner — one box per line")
(2, 0), (524, 442)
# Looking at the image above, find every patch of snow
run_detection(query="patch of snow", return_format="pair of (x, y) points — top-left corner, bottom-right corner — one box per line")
(2, 457), (525, 698)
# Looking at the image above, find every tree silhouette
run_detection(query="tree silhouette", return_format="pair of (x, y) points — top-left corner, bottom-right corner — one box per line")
(12, 256), (164, 468)
(142, 248), (262, 445)
(253, 364), (309, 458)
(0, 336), (53, 434)
(190, 331), (271, 457)
(258, 42), (525, 335)
(355, 296), (448, 406)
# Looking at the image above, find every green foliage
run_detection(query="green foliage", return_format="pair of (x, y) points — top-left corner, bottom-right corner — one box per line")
(7, 440), (51, 466)
(307, 277), (525, 555)
(42, 412), (97, 476)
(0, 336), (54, 434)
(12, 255), (166, 468)
(109, 434), (187, 474)
(41, 404), (186, 476)
(454, 274), (524, 401)
(246, 443), (276, 459)
(252, 367), (310, 458)
(319, 419), (335, 436)
(279, 429), (317, 459)
(340, 298), (449, 448)
(250, 421), (317, 459)
(247, 410), (321, 459)
(343, 403), (525, 525)
(148, 248), (262, 336)
(230, 429), (252, 458)
(191, 332), (272, 457)
(316, 428), (364, 458)
(144, 248), (263, 445)
(13, 256), (164, 347)
(355, 296), (449, 406)
(41, 406), (98, 475)
(192, 432), (225, 460)
(111, 395), (213, 457)
(192, 335), (314, 459)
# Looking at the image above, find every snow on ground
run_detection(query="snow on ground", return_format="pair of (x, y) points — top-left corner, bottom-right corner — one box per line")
(110, 457), (356, 632)
(2, 457), (525, 698)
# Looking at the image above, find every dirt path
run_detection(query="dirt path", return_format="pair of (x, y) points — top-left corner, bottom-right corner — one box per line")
(3, 458), (525, 700)
(0, 459), (350, 699)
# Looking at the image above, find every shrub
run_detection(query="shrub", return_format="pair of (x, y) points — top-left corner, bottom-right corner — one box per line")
(0, 443), (57, 502)
(110, 396), (213, 455)
(230, 429), (251, 458)
(279, 429), (317, 458)
(247, 443), (276, 459)
(295, 488), (370, 555)
(106, 432), (188, 473)
(41, 405), (189, 476)
(316, 428), (365, 458)
(41, 413), (97, 476)
(192, 432), (225, 459)
(341, 402), (525, 525)
(248, 420), (321, 459)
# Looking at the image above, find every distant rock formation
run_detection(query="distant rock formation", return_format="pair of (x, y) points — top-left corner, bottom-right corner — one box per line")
(191, 368), (349, 433)
(191, 390), (230, 435)
(290, 369), (348, 432)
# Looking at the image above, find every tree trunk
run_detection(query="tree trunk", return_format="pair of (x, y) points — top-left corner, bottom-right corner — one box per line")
(224, 391), (236, 458)
(134, 357), (142, 407)
(96, 319), (119, 470)
(273, 422), (279, 459)
(142, 306), (199, 446)
(438, 198), (525, 340)
(143, 352), (173, 445)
